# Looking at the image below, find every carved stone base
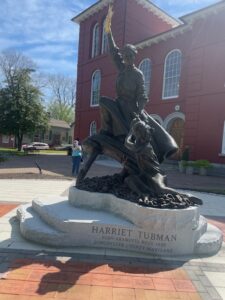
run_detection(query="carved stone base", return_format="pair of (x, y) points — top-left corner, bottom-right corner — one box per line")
(16, 188), (223, 257)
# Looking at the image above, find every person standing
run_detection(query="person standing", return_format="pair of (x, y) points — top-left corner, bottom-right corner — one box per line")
(72, 140), (82, 176)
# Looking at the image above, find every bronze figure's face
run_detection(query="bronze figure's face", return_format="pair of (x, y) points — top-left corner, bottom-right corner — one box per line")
(122, 44), (137, 66)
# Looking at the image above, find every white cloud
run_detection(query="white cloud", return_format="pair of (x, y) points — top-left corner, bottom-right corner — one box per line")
(25, 44), (76, 58)
(0, 37), (22, 50)
(34, 56), (77, 76)
(0, 0), (86, 76)
(152, 0), (219, 18)
(0, 0), (79, 44)
(167, 0), (218, 6)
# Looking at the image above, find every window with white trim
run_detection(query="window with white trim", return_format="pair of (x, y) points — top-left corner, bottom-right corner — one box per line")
(91, 70), (101, 106)
(139, 58), (152, 96)
(2, 135), (9, 143)
(92, 23), (100, 58)
(222, 121), (225, 154)
(90, 121), (97, 136)
(162, 49), (182, 99)
(101, 19), (108, 54)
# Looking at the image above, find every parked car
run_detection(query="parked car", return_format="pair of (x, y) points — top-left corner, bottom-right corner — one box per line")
(22, 142), (49, 151)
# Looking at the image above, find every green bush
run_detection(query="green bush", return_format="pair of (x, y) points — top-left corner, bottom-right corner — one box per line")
(182, 161), (195, 167)
(193, 160), (212, 169)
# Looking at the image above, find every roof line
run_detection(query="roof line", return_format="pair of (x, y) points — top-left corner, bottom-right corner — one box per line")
(135, 0), (181, 27)
(180, 0), (224, 22)
(135, 24), (189, 49)
(72, 0), (112, 24)
(135, 0), (225, 49)
(72, 0), (180, 27)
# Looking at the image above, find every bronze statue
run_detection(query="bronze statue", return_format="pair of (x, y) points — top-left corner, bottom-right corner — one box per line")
(76, 5), (202, 208)
(100, 6), (148, 137)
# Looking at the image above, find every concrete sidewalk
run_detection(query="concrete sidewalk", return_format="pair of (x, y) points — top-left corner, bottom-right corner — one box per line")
(0, 179), (73, 203)
(0, 154), (225, 194)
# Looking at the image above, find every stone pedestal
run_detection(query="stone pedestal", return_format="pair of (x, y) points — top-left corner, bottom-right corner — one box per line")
(16, 187), (223, 257)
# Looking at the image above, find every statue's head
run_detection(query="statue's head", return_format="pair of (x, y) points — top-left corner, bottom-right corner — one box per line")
(122, 44), (137, 65)
(132, 119), (154, 142)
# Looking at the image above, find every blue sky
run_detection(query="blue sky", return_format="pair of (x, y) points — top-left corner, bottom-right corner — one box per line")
(0, 0), (220, 79)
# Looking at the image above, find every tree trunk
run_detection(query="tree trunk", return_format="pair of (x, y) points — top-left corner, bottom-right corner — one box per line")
(17, 133), (23, 151)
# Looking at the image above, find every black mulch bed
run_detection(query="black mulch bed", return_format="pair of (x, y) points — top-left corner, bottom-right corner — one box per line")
(76, 173), (201, 209)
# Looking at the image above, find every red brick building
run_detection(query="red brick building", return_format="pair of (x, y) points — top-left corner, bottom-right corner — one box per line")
(73, 0), (225, 164)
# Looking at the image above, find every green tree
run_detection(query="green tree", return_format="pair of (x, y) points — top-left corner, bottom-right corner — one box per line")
(48, 101), (74, 124)
(47, 74), (75, 124)
(0, 53), (49, 150)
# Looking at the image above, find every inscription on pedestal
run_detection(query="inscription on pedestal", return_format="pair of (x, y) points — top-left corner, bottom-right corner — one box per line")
(90, 225), (177, 255)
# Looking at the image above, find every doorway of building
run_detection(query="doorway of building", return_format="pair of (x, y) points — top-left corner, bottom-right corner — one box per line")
(167, 118), (185, 160)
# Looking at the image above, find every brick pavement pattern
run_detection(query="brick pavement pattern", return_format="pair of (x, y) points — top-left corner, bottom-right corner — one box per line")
(0, 204), (19, 217)
(0, 254), (212, 300)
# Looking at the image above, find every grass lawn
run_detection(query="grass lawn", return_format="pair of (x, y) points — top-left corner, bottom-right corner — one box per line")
(0, 147), (25, 157)
(0, 147), (67, 157)
(39, 150), (67, 155)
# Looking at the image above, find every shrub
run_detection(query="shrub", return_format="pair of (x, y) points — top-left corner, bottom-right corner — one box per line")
(193, 160), (212, 169)
(182, 161), (195, 167)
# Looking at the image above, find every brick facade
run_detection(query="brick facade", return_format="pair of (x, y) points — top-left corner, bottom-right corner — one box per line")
(73, 0), (225, 163)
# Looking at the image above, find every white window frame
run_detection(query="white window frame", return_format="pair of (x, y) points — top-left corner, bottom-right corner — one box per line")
(90, 121), (97, 136)
(162, 49), (182, 100)
(92, 23), (100, 58)
(139, 58), (152, 96)
(221, 121), (225, 154)
(90, 70), (101, 107)
(2, 135), (9, 143)
(101, 19), (108, 54)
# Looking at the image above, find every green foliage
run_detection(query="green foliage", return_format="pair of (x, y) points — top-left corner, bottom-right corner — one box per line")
(48, 101), (74, 124)
(0, 68), (49, 150)
(0, 147), (26, 156)
(46, 74), (75, 124)
(182, 161), (195, 167)
(193, 160), (212, 169)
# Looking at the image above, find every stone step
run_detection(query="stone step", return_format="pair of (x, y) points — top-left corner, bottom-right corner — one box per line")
(17, 204), (68, 246)
(194, 215), (208, 243)
(32, 196), (134, 234)
(195, 223), (223, 255)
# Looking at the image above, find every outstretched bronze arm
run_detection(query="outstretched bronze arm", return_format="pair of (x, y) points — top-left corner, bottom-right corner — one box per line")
(104, 5), (124, 71)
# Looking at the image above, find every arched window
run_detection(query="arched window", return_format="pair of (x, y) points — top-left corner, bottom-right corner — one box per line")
(101, 19), (108, 54)
(92, 23), (100, 58)
(139, 58), (152, 96)
(90, 121), (97, 136)
(150, 114), (163, 125)
(91, 70), (101, 106)
(162, 49), (182, 99)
